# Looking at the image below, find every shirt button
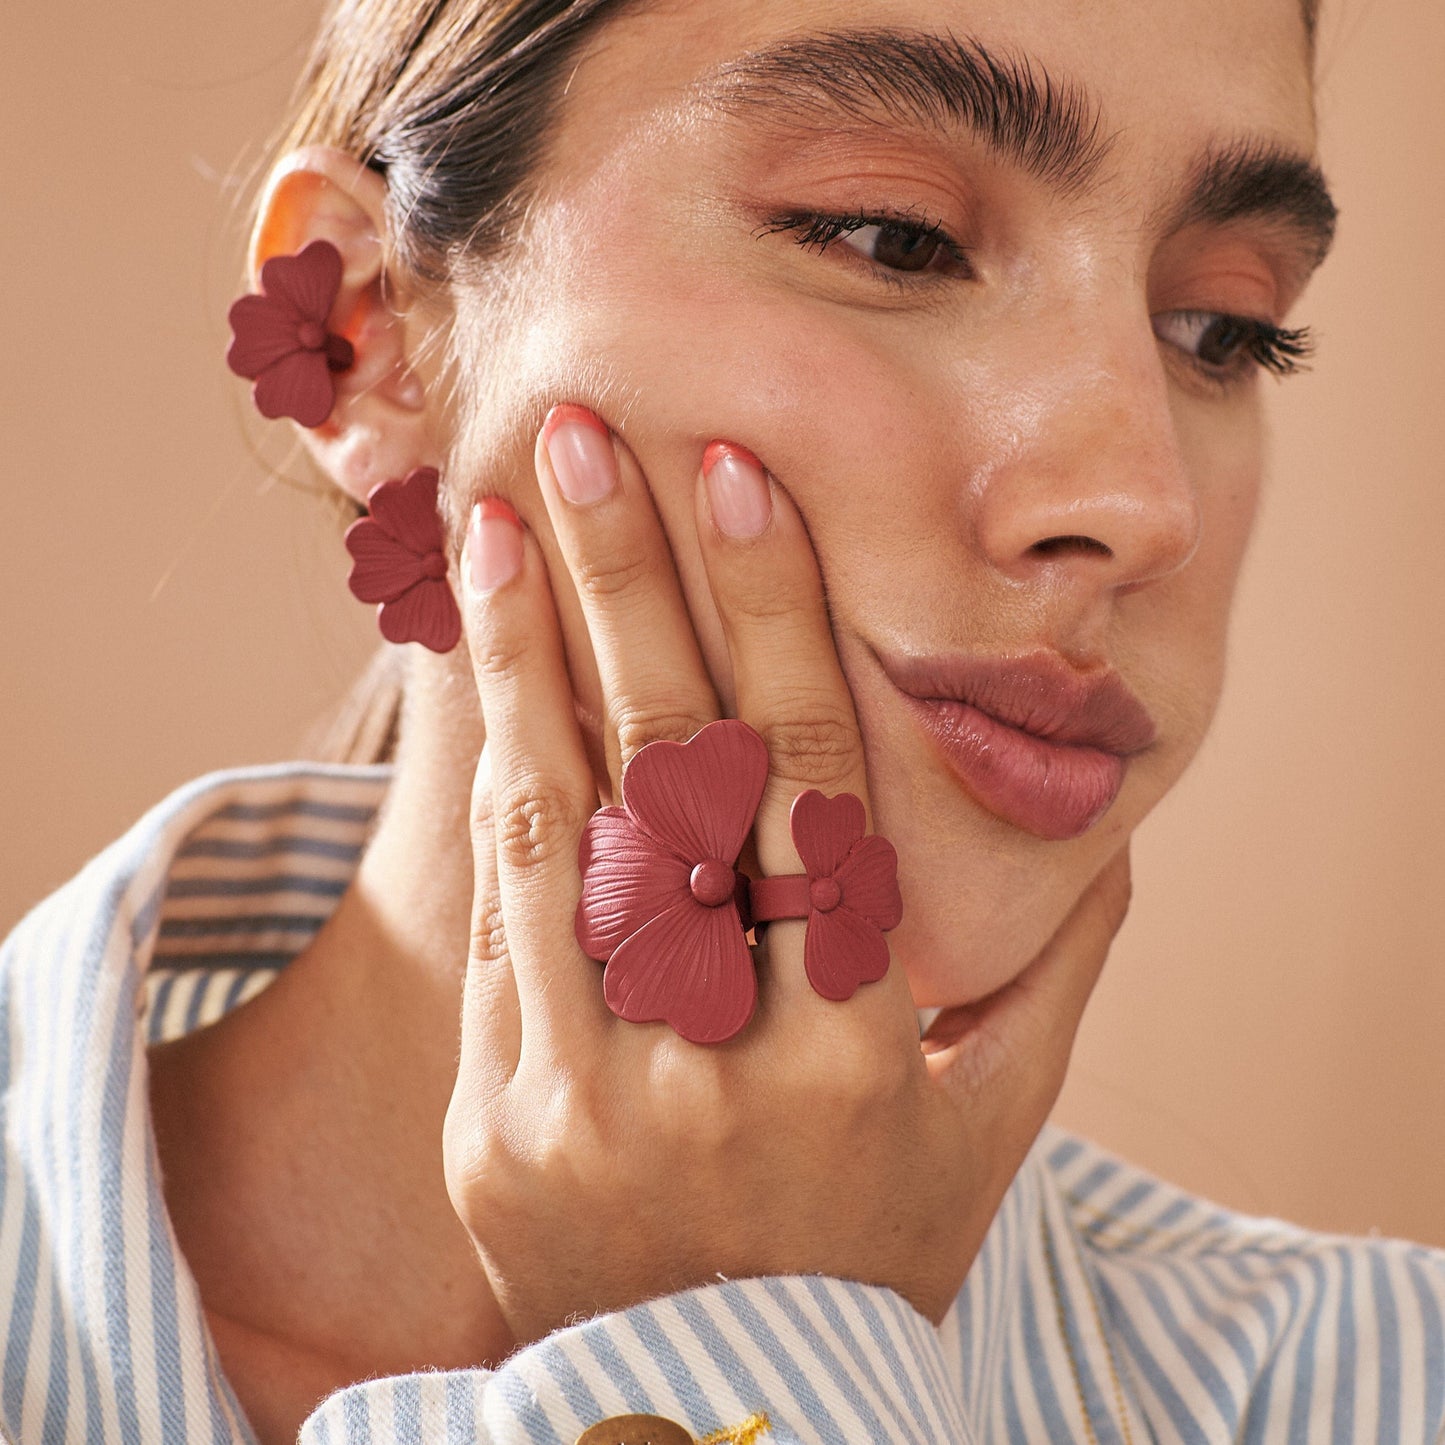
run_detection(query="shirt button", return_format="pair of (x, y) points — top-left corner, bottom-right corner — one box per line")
(575, 1414), (694, 1445)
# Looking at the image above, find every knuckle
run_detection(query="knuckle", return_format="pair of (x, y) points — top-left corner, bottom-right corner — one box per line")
(809, 1025), (914, 1113)
(760, 709), (860, 790)
(469, 891), (509, 966)
(442, 1088), (506, 1201)
(494, 781), (588, 873)
(570, 547), (655, 608)
(728, 567), (823, 626)
(611, 702), (711, 764)
(472, 633), (532, 691)
(648, 1048), (738, 1149)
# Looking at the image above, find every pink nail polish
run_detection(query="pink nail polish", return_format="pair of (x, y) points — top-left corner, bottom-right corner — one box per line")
(467, 497), (523, 592)
(703, 441), (772, 540)
(542, 403), (617, 505)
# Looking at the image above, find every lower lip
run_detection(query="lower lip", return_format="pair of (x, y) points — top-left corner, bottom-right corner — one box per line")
(900, 697), (1127, 841)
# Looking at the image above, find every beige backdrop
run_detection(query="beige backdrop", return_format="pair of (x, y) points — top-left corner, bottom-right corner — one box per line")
(3, 2), (1442, 1248)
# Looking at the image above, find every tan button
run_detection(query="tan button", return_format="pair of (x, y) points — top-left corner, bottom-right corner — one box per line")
(575, 1414), (693, 1445)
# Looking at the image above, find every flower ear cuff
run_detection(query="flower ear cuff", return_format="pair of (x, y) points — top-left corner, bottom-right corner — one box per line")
(226, 239), (354, 428)
(574, 719), (902, 1043)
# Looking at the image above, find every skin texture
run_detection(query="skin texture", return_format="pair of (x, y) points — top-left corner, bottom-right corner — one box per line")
(144, 0), (1327, 1439)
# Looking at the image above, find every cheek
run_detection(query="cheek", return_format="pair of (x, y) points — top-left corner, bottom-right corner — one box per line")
(501, 205), (946, 704)
(1154, 395), (1263, 736)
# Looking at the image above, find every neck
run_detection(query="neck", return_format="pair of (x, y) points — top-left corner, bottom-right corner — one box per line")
(150, 646), (514, 1409)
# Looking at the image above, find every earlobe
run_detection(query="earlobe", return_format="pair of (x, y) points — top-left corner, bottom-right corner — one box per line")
(240, 146), (440, 506)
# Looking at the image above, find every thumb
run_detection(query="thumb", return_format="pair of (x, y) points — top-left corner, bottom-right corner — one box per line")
(923, 843), (1133, 1112)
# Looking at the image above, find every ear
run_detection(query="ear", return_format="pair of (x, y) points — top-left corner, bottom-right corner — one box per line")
(248, 147), (444, 507)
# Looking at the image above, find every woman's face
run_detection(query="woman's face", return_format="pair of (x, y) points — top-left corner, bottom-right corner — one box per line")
(444, 0), (1330, 1006)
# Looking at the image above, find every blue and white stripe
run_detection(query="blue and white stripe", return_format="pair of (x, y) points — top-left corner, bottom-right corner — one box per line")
(1, 762), (1442, 1443)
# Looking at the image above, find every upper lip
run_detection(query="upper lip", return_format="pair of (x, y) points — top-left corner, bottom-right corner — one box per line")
(876, 646), (1158, 756)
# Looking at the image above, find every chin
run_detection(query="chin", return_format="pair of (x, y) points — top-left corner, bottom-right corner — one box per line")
(886, 857), (1069, 1009)
(868, 736), (1146, 1012)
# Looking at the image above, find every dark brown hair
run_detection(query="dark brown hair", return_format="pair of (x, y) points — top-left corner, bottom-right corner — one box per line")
(278, 0), (634, 764)
(278, 0), (641, 283)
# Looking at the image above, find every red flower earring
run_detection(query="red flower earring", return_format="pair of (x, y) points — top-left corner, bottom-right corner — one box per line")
(225, 243), (459, 654)
(225, 239), (354, 428)
(344, 467), (461, 654)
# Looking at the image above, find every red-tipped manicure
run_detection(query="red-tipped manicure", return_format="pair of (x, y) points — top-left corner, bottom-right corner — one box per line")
(541, 403), (611, 445)
(467, 497), (524, 592)
(542, 404), (617, 505)
(703, 440), (764, 477)
(476, 495), (521, 526)
(702, 440), (772, 540)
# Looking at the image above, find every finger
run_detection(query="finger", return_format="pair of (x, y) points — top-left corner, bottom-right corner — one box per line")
(457, 756), (520, 1100)
(923, 843), (1133, 1108)
(694, 444), (870, 867)
(695, 444), (915, 1029)
(460, 496), (613, 1050)
(534, 405), (719, 787)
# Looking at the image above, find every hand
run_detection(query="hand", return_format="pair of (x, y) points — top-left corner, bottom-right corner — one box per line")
(442, 407), (1132, 1345)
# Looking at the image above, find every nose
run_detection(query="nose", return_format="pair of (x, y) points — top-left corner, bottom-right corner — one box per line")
(969, 344), (1202, 595)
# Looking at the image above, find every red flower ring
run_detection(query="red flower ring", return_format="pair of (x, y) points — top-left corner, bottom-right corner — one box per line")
(225, 239), (355, 428)
(748, 790), (902, 1002)
(575, 719), (903, 1041)
(344, 467), (461, 653)
(575, 719), (768, 1045)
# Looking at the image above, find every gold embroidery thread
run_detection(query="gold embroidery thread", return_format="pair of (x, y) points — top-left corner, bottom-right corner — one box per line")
(697, 1412), (773, 1444)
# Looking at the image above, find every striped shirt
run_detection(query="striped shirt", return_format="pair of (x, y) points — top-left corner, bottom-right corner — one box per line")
(1, 760), (1442, 1444)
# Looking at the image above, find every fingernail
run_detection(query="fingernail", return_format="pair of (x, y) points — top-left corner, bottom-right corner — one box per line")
(703, 441), (772, 539)
(466, 497), (523, 593)
(543, 404), (616, 505)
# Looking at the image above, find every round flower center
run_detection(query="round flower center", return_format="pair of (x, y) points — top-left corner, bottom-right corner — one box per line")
(809, 876), (842, 913)
(296, 320), (327, 351)
(420, 549), (447, 580)
(689, 859), (735, 908)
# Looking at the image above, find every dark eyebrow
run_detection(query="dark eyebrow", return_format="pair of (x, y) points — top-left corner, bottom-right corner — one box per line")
(1158, 136), (1339, 277)
(704, 28), (1115, 196)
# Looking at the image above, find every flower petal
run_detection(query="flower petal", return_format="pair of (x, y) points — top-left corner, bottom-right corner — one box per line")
(251, 349), (335, 428)
(260, 239), (343, 324)
(226, 294), (303, 378)
(346, 520), (427, 603)
(377, 578), (461, 652)
(804, 904), (890, 1002)
(789, 789), (866, 879)
(834, 835), (903, 930)
(621, 718), (768, 864)
(366, 467), (446, 557)
(603, 897), (755, 1044)
(576, 807), (691, 960)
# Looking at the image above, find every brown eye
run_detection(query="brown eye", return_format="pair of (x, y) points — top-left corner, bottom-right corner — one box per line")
(841, 221), (944, 272)
(848, 223), (940, 271)
(1195, 316), (1253, 365)
(1153, 309), (1314, 386)
(762, 208), (971, 281)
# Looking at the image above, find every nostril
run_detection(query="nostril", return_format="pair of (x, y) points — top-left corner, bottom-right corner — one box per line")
(1030, 535), (1114, 559)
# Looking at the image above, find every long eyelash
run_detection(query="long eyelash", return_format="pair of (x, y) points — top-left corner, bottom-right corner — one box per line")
(756, 208), (969, 267)
(1245, 321), (1315, 377)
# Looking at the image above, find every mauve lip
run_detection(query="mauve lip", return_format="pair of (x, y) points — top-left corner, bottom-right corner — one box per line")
(876, 648), (1158, 840)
